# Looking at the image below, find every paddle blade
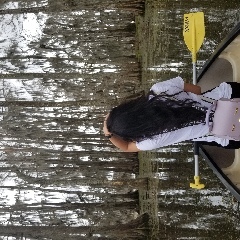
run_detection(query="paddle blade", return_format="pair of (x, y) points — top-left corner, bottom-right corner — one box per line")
(183, 12), (205, 62)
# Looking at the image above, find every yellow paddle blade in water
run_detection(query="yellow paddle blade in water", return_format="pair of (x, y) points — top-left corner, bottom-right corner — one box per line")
(183, 12), (205, 63)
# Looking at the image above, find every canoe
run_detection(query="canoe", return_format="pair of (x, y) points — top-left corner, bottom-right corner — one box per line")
(197, 21), (240, 200)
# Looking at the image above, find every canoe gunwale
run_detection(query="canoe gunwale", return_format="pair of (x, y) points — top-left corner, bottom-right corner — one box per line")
(199, 145), (240, 201)
(197, 22), (240, 82)
(197, 22), (240, 200)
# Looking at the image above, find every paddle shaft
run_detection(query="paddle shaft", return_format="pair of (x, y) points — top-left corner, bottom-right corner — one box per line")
(193, 63), (197, 85)
(192, 18), (197, 85)
(192, 20), (199, 176)
(193, 49), (198, 176)
(194, 142), (199, 176)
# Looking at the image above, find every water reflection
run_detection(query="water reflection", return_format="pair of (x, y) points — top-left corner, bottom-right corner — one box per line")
(137, 0), (240, 238)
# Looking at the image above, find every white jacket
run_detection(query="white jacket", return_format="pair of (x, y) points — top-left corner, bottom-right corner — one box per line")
(136, 76), (232, 151)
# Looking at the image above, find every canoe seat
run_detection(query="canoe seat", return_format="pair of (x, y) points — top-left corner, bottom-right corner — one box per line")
(222, 149), (240, 186)
(219, 35), (240, 82)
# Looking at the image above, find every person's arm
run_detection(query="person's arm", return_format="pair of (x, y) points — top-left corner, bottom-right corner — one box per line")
(103, 116), (140, 152)
(150, 77), (201, 96)
(184, 83), (201, 95)
(108, 135), (140, 152)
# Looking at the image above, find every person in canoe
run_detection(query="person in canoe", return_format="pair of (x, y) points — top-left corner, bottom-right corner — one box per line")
(103, 76), (240, 152)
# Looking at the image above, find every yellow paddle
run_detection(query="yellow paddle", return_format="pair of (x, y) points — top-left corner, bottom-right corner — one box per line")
(183, 12), (205, 189)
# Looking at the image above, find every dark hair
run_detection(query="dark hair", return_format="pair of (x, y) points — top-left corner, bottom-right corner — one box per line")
(106, 91), (206, 142)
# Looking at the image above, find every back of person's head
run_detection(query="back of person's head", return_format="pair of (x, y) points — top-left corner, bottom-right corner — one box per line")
(107, 95), (152, 141)
(106, 93), (206, 142)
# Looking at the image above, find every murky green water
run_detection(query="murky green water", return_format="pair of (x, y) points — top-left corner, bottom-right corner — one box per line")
(138, 0), (240, 88)
(137, 0), (240, 239)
